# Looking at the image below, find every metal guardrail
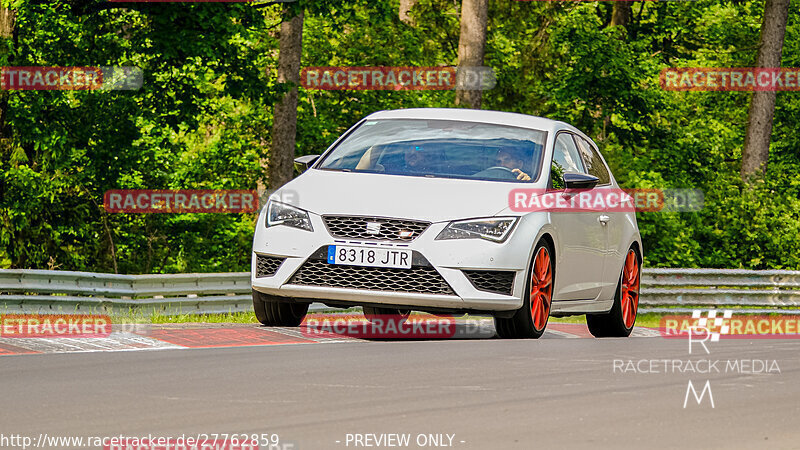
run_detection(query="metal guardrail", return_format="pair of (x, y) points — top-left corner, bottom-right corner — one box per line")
(1, 267), (799, 315)
(0, 270), (254, 315)
(641, 268), (800, 307)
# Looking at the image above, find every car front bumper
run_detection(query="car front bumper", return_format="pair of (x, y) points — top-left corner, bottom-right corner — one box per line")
(251, 212), (542, 313)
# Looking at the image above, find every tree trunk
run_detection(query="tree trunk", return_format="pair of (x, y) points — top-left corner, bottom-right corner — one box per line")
(0, 5), (15, 245)
(0, 6), (15, 145)
(399, 0), (417, 25)
(268, 7), (304, 190)
(455, 0), (488, 109)
(741, 0), (790, 180)
(610, 3), (631, 27)
(0, 7), (13, 42)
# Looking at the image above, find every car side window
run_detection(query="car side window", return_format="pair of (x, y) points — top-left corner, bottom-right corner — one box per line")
(550, 133), (586, 189)
(575, 136), (610, 185)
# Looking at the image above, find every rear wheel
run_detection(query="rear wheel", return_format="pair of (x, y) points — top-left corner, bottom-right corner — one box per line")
(252, 289), (309, 326)
(586, 247), (640, 337)
(495, 240), (554, 339)
(362, 306), (411, 324)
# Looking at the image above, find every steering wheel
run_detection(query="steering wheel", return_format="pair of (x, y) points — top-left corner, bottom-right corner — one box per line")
(485, 166), (514, 174)
(475, 166), (518, 180)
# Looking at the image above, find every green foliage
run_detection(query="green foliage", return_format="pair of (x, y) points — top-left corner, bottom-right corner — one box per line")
(1, 3), (273, 272)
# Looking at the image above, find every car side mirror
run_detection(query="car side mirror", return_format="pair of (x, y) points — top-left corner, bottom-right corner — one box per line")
(563, 173), (599, 190)
(294, 154), (320, 172)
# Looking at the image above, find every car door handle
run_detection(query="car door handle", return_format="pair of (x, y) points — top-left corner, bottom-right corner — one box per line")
(598, 214), (610, 225)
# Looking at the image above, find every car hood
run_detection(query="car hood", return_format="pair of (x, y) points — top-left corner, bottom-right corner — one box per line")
(276, 169), (531, 222)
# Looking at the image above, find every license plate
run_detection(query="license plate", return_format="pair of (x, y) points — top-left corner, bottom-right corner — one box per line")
(327, 245), (412, 269)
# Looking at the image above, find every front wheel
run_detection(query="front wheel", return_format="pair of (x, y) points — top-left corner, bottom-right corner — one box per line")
(495, 240), (554, 339)
(252, 289), (309, 326)
(586, 247), (641, 337)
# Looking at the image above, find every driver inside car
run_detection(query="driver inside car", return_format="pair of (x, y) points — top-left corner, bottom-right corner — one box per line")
(495, 148), (531, 181)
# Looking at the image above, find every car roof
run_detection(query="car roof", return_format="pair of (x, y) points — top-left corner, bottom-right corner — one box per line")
(364, 108), (575, 134)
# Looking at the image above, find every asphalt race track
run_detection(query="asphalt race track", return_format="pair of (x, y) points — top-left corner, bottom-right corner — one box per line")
(1, 321), (798, 450)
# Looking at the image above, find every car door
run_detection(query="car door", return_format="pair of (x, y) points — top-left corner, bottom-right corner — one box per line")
(549, 132), (607, 301)
(574, 135), (625, 296)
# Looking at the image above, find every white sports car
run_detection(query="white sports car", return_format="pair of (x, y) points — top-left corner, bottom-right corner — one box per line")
(251, 108), (642, 338)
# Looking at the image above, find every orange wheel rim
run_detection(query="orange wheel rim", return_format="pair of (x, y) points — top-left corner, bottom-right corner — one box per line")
(621, 250), (640, 329)
(530, 247), (553, 331)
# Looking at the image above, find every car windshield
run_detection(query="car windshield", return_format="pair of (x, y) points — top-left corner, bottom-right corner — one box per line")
(317, 119), (547, 183)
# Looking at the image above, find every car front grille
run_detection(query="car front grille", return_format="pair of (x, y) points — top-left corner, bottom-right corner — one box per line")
(289, 260), (454, 295)
(463, 270), (515, 295)
(256, 255), (285, 278)
(323, 216), (430, 242)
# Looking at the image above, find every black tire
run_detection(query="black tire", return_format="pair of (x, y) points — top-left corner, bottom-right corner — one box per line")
(586, 247), (641, 338)
(362, 306), (411, 324)
(252, 289), (309, 326)
(494, 240), (554, 339)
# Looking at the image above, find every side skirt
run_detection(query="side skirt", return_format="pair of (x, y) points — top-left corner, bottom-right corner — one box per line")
(550, 298), (614, 316)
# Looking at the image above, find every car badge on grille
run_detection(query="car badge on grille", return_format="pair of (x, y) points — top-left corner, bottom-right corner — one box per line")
(365, 222), (381, 234)
(398, 230), (414, 238)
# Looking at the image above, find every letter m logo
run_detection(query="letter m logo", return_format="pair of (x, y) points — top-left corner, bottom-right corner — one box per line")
(684, 380), (715, 408)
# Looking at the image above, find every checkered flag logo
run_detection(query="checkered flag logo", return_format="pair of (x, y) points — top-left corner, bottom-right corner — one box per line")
(692, 310), (733, 341)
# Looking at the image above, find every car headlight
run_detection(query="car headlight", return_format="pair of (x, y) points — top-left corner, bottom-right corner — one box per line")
(266, 201), (313, 232)
(435, 217), (518, 243)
